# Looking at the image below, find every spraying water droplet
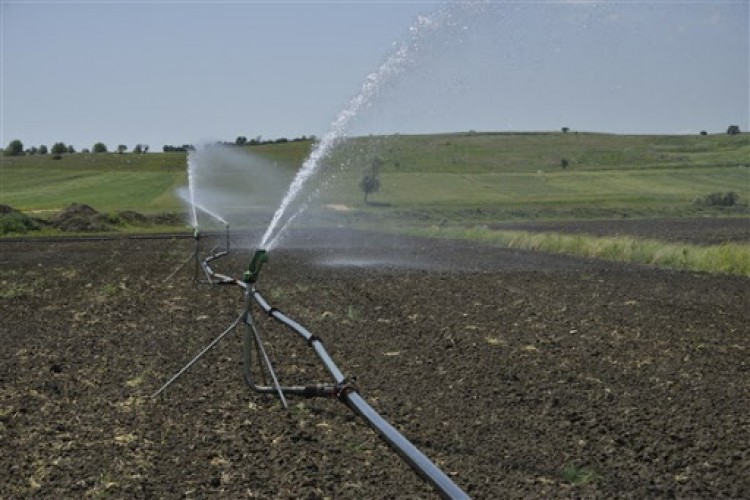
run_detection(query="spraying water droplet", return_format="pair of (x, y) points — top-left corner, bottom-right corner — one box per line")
(261, 4), (484, 250)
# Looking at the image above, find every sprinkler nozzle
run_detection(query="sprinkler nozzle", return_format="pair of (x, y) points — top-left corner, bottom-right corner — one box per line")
(244, 249), (268, 283)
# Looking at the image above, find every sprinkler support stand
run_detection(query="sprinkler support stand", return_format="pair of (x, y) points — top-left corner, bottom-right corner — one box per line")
(160, 242), (470, 498)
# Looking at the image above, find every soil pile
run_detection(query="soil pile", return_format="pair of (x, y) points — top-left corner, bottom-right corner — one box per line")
(49, 203), (112, 232)
(44, 204), (184, 232)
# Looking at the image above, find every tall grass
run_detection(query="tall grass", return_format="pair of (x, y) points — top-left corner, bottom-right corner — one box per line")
(411, 226), (750, 277)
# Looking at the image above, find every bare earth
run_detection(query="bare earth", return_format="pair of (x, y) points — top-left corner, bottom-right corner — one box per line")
(1, 225), (748, 498)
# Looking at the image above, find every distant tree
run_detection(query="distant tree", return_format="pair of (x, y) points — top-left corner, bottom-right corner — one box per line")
(92, 142), (107, 153)
(39, 145), (48, 155)
(163, 144), (194, 152)
(695, 191), (740, 207)
(561, 158), (569, 170)
(51, 142), (68, 155)
(359, 174), (380, 204)
(561, 127), (570, 134)
(67, 145), (76, 154)
(133, 144), (143, 154)
(144, 145), (149, 153)
(27, 146), (38, 155)
(700, 130), (708, 136)
(81, 148), (90, 154)
(117, 144), (127, 154)
(5, 140), (24, 156)
(359, 157), (383, 204)
(235, 136), (247, 146)
(727, 125), (741, 135)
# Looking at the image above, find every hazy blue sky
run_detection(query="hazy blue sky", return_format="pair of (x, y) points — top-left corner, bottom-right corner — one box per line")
(2, 1), (748, 151)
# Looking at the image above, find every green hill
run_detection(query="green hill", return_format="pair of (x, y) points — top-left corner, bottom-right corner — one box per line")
(1, 132), (748, 223)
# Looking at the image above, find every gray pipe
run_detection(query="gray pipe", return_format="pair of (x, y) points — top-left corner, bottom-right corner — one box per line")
(249, 287), (469, 499)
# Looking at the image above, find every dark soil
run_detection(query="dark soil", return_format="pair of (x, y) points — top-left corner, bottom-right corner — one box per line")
(1, 228), (748, 498)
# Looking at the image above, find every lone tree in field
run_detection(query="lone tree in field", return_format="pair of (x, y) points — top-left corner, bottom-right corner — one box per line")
(727, 125), (741, 135)
(51, 142), (68, 155)
(117, 145), (127, 154)
(561, 127), (570, 134)
(67, 145), (76, 154)
(39, 145), (48, 155)
(359, 157), (383, 204)
(5, 140), (24, 156)
(92, 142), (108, 153)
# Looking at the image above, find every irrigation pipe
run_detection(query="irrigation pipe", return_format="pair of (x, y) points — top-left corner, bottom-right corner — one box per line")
(249, 285), (469, 499)
(155, 236), (470, 499)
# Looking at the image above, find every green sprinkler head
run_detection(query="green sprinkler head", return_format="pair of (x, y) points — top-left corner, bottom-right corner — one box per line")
(244, 249), (268, 283)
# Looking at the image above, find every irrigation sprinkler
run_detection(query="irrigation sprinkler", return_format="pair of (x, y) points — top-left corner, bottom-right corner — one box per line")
(155, 240), (470, 499)
(243, 249), (268, 284)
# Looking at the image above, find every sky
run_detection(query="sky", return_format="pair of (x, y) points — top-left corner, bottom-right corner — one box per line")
(2, 0), (748, 152)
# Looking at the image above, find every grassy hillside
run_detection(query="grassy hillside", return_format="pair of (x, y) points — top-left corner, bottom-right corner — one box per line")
(315, 132), (750, 221)
(274, 131), (750, 173)
(1, 132), (748, 222)
(1, 152), (186, 213)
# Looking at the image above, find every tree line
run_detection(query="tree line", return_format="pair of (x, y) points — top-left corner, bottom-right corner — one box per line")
(3, 134), (317, 156)
(2, 140), (150, 156)
(233, 134), (315, 147)
(161, 135), (317, 152)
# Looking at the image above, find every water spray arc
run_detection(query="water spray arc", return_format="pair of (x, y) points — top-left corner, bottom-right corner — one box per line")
(154, 243), (469, 499)
(260, 7), (461, 250)
(162, 5), (485, 496)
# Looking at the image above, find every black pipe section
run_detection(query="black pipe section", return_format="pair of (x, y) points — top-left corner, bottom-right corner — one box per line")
(346, 391), (468, 499)
(250, 289), (346, 383)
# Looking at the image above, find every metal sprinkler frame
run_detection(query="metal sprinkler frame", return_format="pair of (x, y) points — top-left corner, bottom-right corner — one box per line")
(154, 229), (469, 499)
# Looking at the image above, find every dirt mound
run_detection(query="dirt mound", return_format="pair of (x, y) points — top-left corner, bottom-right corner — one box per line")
(117, 210), (149, 225)
(49, 203), (112, 233)
(149, 212), (183, 226)
(50, 203), (100, 222)
(117, 210), (183, 227)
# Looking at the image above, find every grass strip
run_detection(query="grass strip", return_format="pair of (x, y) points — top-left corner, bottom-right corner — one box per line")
(409, 226), (750, 277)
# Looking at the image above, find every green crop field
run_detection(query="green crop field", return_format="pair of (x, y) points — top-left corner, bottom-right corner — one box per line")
(315, 132), (750, 222)
(0, 152), (187, 214)
(3, 131), (748, 273)
(1, 131), (748, 221)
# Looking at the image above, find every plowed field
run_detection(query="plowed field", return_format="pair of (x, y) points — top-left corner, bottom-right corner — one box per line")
(1, 228), (748, 498)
